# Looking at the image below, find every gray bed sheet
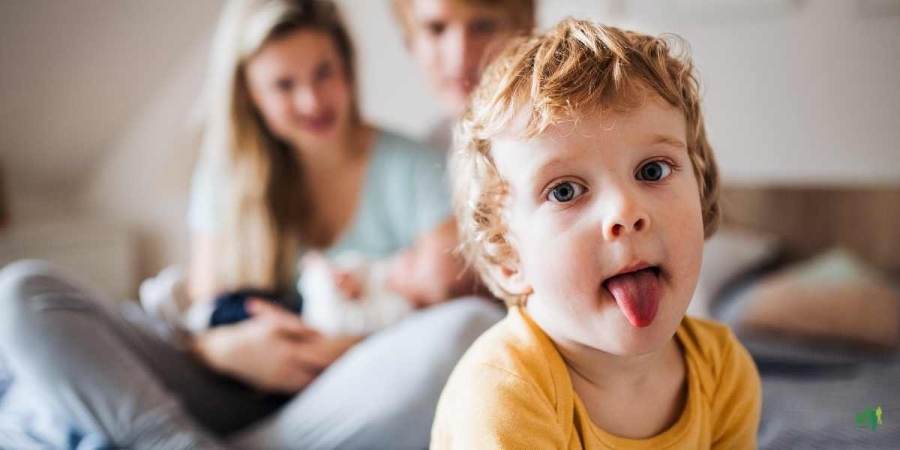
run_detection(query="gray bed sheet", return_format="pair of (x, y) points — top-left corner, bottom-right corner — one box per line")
(748, 337), (900, 449)
(716, 272), (900, 449)
(0, 357), (110, 450)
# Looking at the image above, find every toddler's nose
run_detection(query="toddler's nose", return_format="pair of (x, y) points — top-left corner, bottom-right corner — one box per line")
(602, 189), (650, 241)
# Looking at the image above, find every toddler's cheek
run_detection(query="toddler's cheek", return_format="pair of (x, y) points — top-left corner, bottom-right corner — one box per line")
(525, 235), (570, 275)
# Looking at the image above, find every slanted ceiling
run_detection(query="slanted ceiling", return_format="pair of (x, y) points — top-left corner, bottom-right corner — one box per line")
(0, 0), (222, 193)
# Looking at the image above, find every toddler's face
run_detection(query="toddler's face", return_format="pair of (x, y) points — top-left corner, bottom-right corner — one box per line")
(490, 96), (705, 355)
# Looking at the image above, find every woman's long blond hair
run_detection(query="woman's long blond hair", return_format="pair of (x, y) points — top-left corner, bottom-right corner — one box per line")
(198, 0), (358, 294)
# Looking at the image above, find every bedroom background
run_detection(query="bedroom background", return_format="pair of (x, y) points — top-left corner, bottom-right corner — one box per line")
(1, 1), (899, 448)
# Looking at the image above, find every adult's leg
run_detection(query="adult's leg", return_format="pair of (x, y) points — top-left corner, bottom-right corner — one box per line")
(230, 296), (505, 450)
(0, 260), (282, 449)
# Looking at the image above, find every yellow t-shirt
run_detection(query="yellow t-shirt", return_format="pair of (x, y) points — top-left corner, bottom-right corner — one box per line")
(431, 306), (761, 449)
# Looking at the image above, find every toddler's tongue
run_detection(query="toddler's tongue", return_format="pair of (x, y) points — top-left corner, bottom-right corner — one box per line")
(604, 268), (660, 328)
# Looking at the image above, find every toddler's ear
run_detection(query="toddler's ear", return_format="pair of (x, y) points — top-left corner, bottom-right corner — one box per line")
(490, 262), (532, 298)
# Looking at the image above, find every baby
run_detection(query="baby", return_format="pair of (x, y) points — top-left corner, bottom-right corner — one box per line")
(431, 19), (761, 449)
(140, 248), (434, 336)
(299, 251), (414, 336)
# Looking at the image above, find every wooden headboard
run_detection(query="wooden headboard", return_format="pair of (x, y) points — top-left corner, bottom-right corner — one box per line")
(721, 186), (900, 276)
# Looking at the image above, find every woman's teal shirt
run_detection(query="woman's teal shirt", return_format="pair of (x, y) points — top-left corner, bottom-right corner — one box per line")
(187, 129), (452, 261)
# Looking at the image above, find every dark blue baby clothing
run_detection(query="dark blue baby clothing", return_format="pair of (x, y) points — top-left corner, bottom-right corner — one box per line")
(209, 289), (303, 327)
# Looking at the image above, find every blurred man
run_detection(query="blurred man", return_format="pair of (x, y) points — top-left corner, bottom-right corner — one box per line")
(393, 0), (536, 150)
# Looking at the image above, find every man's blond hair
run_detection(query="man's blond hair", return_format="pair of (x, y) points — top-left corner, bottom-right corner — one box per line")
(392, 0), (535, 37)
(452, 19), (721, 305)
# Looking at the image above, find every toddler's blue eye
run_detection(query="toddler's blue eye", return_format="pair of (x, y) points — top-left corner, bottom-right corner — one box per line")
(637, 161), (673, 181)
(547, 182), (585, 203)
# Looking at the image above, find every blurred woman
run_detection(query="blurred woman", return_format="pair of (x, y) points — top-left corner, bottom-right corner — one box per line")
(0, 1), (502, 448)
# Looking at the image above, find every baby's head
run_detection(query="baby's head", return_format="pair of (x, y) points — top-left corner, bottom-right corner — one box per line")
(452, 19), (720, 355)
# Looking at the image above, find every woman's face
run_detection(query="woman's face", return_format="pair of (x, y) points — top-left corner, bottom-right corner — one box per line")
(245, 29), (354, 150)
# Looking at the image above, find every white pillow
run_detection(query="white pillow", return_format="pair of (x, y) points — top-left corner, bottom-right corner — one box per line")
(687, 227), (780, 318)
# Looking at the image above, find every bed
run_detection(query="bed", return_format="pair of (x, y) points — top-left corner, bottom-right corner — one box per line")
(712, 185), (900, 449)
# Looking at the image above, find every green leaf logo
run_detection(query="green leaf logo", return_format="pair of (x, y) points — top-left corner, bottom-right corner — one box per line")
(855, 407), (882, 431)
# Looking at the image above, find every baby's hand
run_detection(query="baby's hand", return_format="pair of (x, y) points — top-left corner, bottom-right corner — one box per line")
(332, 270), (363, 300)
(386, 248), (441, 308)
(303, 251), (364, 301)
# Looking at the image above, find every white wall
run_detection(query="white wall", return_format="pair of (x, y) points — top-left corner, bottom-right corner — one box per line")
(0, 0), (223, 194)
(82, 37), (213, 283)
(0, 1), (221, 297)
(650, 1), (900, 185)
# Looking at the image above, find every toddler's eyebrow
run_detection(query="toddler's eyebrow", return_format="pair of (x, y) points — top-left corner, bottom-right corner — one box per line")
(530, 158), (569, 182)
(647, 133), (687, 149)
(527, 133), (686, 181)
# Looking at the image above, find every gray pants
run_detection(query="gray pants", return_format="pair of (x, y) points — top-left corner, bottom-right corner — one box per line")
(0, 260), (504, 449)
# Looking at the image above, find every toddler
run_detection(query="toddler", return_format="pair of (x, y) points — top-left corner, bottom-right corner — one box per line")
(431, 19), (761, 449)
